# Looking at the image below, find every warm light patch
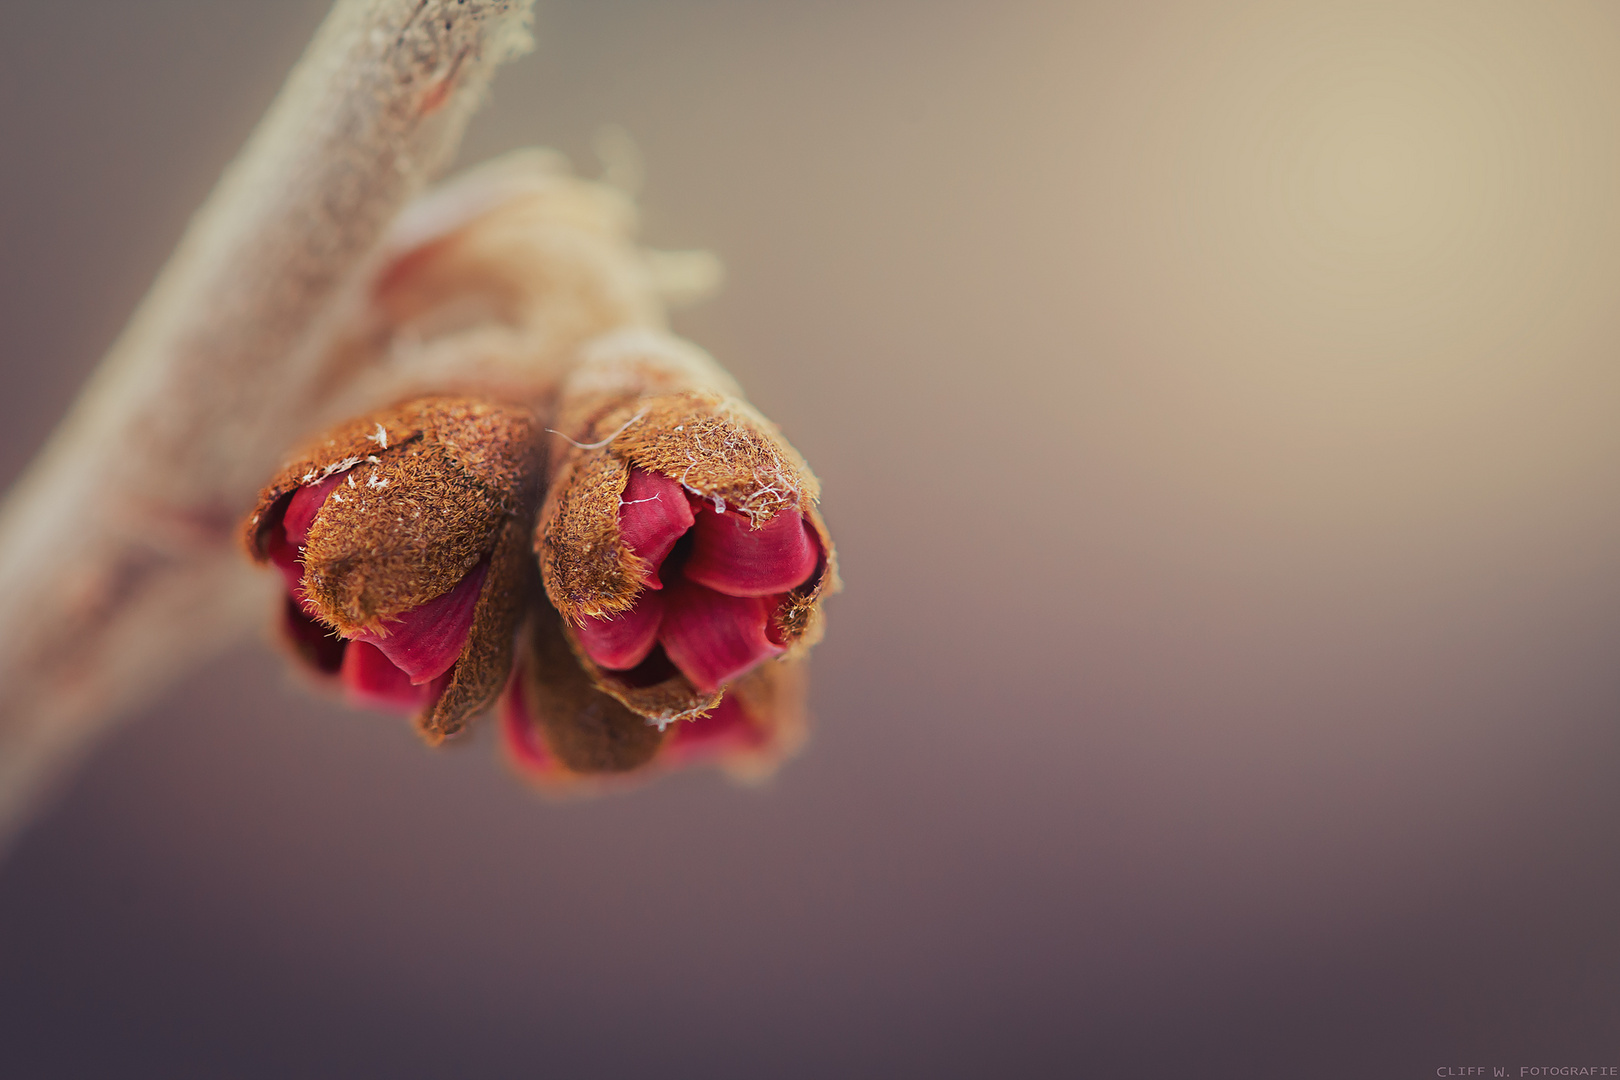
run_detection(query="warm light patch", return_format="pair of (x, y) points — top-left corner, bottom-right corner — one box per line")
(1274, 56), (1501, 273)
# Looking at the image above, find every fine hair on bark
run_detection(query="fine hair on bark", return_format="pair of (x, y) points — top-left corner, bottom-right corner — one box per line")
(0, 0), (537, 856)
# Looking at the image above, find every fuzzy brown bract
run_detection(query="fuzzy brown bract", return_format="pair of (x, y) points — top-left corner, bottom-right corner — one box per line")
(247, 397), (540, 628)
(419, 514), (536, 740)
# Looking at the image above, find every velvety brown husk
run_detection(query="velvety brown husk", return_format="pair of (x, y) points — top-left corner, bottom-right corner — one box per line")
(418, 515), (534, 742)
(570, 648), (724, 728)
(246, 396), (541, 632)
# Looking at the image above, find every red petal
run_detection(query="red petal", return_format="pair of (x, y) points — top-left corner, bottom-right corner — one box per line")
(341, 640), (436, 712)
(500, 667), (557, 775)
(575, 590), (665, 670)
(618, 468), (695, 589)
(682, 507), (819, 597)
(266, 532), (306, 595)
(282, 595), (347, 675)
(663, 695), (765, 764)
(263, 474), (340, 593)
(282, 474), (344, 548)
(349, 561), (488, 685)
(763, 593), (795, 647)
(658, 581), (783, 693)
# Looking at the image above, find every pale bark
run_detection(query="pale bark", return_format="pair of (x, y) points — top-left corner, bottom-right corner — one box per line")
(0, 0), (537, 853)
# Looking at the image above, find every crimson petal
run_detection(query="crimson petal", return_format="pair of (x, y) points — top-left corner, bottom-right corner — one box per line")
(266, 474), (344, 596)
(282, 595), (347, 675)
(500, 667), (557, 774)
(349, 561), (488, 685)
(575, 589), (665, 670)
(342, 640), (437, 711)
(664, 695), (765, 764)
(618, 468), (695, 589)
(266, 532), (306, 595)
(282, 474), (344, 548)
(658, 581), (783, 692)
(682, 507), (819, 598)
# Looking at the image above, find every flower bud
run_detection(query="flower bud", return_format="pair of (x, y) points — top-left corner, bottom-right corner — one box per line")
(501, 599), (807, 790)
(536, 331), (838, 725)
(244, 397), (542, 741)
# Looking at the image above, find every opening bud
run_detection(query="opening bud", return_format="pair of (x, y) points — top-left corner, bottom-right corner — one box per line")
(244, 397), (542, 741)
(537, 332), (838, 726)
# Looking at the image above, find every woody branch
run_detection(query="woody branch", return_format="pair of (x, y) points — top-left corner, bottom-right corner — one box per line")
(0, 0), (537, 852)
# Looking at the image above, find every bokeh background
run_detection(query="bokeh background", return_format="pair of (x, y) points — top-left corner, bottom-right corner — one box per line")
(4, 1), (1620, 1076)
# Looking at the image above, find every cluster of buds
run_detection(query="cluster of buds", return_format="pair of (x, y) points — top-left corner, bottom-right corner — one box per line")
(242, 155), (835, 790)
(244, 333), (835, 788)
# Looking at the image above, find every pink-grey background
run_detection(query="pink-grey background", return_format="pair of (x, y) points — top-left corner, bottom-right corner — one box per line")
(4, 2), (1620, 1076)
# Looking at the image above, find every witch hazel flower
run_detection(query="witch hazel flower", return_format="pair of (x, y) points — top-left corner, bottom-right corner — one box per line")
(227, 156), (835, 791)
(243, 397), (541, 741)
(537, 329), (838, 726)
(501, 601), (808, 790)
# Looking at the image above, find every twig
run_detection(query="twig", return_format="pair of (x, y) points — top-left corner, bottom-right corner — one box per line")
(0, 0), (536, 855)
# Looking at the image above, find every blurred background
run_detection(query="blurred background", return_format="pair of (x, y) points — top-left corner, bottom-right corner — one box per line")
(4, 1), (1620, 1075)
